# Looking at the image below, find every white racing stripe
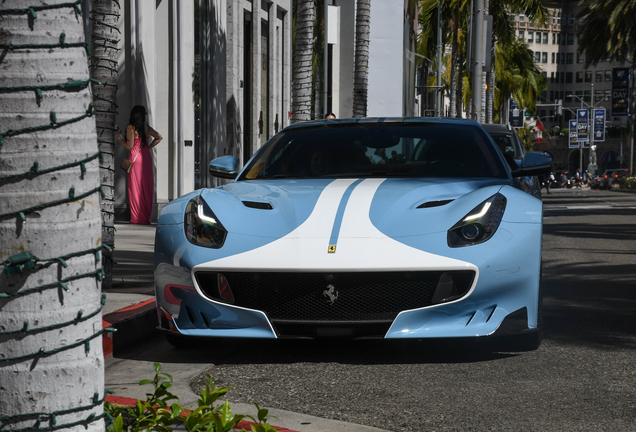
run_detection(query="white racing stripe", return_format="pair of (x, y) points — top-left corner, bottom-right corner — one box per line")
(194, 178), (476, 273)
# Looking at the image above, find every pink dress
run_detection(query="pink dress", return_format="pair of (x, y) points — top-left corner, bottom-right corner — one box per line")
(127, 137), (153, 224)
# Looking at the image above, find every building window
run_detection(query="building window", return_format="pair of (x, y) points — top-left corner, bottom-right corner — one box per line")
(551, 72), (555, 83)
(577, 52), (584, 64)
(543, 33), (548, 44)
(561, 53), (566, 64)
(595, 90), (603, 102)
(566, 53), (573, 64)
(561, 33), (566, 45)
(605, 70), (612, 82)
(560, 72), (565, 83)
(576, 72), (583, 83)
(595, 71), (603, 82)
(552, 33), (556, 44)
(566, 72), (573, 83)
(560, 91), (564, 101)
(568, 12), (575, 26)
(519, 30), (524, 41)
(575, 91), (583, 102)
(519, 12), (525, 22)
(584, 90), (591, 102)
(605, 89), (611, 101)
(585, 71), (592, 82)
(542, 52), (548, 63)
(565, 91), (572, 103)
(567, 34), (574, 45)
(557, 12), (562, 25)
(528, 31), (533, 42)
(551, 53), (555, 63)
(535, 51), (541, 62)
(536, 32), (541, 43)
(550, 91), (554, 101)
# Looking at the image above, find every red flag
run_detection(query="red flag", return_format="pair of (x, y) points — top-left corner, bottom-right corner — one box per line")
(536, 119), (546, 131)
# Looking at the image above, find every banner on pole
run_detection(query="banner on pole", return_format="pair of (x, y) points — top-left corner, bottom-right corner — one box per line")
(569, 119), (579, 148)
(577, 109), (589, 146)
(612, 68), (630, 117)
(509, 97), (524, 128)
(593, 108), (606, 142)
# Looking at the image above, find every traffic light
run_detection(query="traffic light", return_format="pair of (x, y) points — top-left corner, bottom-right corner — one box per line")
(557, 99), (562, 116)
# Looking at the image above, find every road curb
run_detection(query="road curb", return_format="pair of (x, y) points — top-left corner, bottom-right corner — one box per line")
(103, 298), (157, 358)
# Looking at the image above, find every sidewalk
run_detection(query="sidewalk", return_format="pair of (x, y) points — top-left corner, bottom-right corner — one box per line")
(104, 222), (389, 432)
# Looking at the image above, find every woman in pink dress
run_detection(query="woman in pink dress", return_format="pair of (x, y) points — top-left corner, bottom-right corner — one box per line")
(117, 105), (163, 224)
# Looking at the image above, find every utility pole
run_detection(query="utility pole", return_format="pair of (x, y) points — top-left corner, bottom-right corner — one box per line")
(471, 0), (484, 122)
(436, 0), (443, 116)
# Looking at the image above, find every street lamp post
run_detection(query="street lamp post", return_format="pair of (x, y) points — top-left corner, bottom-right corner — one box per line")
(570, 92), (609, 176)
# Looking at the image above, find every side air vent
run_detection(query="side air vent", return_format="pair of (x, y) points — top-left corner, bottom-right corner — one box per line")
(417, 199), (454, 209)
(242, 201), (273, 210)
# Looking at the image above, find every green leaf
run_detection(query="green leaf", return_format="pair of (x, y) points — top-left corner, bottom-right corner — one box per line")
(220, 401), (233, 425)
(139, 379), (153, 386)
(171, 403), (184, 418)
(154, 362), (161, 373)
(113, 414), (124, 431)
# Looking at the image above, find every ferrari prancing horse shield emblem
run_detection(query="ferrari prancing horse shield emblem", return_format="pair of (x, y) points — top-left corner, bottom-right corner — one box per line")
(328, 245), (336, 253)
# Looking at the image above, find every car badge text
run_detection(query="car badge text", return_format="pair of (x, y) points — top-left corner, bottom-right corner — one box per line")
(328, 245), (336, 253)
(323, 284), (339, 305)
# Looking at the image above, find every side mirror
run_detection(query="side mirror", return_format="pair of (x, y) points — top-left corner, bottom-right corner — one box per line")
(512, 152), (553, 177)
(209, 155), (239, 179)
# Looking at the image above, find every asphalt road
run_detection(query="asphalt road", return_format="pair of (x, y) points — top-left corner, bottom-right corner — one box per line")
(115, 187), (636, 431)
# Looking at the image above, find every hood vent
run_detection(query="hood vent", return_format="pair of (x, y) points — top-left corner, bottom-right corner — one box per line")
(417, 199), (454, 209)
(242, 201), (273, 210)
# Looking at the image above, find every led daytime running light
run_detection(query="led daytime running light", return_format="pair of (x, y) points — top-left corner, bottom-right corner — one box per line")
(463, 201), (491, 222)
(198, 204), (217, 225)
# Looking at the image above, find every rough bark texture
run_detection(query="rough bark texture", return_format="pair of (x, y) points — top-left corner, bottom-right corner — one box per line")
(353, 0), (371, 118)
(91, 0), (119, 290)
(292, 0), (315, 123)
(0, 3), (105, 431)
(457, 49), (464, 118)
(449, 15), (458, 118)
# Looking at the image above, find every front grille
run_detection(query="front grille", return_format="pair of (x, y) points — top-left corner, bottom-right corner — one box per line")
(195, 271), (474, 323)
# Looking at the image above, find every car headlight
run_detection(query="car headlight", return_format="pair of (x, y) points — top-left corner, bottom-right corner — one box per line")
(184, 196), (227, 248)
(447, 193), (506, 248)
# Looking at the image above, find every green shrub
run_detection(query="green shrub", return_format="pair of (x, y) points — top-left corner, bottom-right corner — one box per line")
(618, 177), (636, 190)
(105, 363), (278, 432)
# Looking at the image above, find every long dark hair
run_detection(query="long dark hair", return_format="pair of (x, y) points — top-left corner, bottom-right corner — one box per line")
(129, 105), (147, 147)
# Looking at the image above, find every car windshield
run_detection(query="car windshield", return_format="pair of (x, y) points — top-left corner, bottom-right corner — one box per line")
(487, 133), (521, 159)
(239, 123), (507, 180)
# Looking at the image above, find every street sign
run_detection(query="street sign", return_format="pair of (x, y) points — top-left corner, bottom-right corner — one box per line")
(509, 97), (523, 128)
(612, 68), (630, 117)
(577, 109), (589, 146)
(593, 108), (606, 142)
(569, 119), (579, 148)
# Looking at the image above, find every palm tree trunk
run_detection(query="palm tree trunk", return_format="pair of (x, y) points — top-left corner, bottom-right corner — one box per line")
(0, 3), (104, 431)
(91, 0), (119, 290)
(353, 0), (371, 118)
(457, 49), (464, 118)
(292, 0), (314, 123)
(449, 14), (458, 118)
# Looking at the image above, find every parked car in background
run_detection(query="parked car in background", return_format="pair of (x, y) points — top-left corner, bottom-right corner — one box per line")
(600, 169), (616, 190)
(482, 124), (543, 198)
(590, 174), (603, 190)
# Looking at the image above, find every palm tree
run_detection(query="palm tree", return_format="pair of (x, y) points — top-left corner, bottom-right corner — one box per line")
(353, 0), (371, 117)
(494, 39), (547, 123)
(0, 3), (105, 431)
(578, 0), (636, 173)
(90, 0), (120, 289)
(488, 0), (549, 123)
(292, 0), (315, 123)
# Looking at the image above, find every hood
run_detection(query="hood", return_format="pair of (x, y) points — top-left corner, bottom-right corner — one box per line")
(196, 178), (508, 239)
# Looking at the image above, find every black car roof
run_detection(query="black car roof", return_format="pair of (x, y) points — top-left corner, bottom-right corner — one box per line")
(282, 117), (482, 132)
